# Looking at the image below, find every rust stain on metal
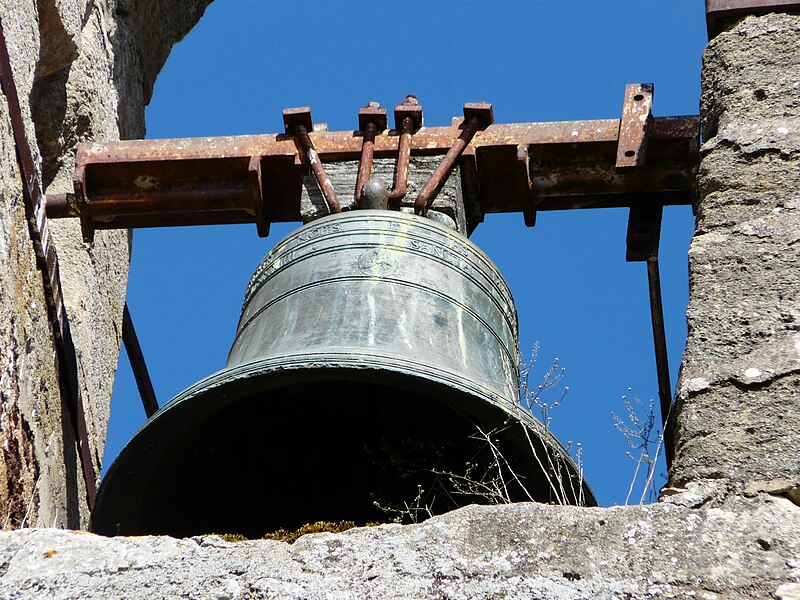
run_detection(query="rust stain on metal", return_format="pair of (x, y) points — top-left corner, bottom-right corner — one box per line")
(133, 174), (160, 190)
(49, 95), (699, 236)
(616, 83), (653, 169)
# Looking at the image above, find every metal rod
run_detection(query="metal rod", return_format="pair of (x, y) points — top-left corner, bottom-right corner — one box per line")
(294, 122), (340, 214)
(356, 121), (377, 207)
(415, 116), (481, 215)
(122, 304), (159, 419)
(354, 102), (387, 208)
(646, 255), (674, 467)
(388, 95), (422, 206)
(388, 116), (414, 206)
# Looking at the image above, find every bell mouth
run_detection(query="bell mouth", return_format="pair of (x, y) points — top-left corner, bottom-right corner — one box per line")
(91, 357), (595, 538)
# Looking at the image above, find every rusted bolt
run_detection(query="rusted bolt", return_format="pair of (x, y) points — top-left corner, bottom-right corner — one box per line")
(355, 102), (388, 208)
(415, 102), (493, 216)
(283, 107), (340, 214)
(388, 95), (423, 206)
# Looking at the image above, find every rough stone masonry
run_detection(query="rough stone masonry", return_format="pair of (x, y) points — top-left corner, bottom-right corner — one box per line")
(0, 4), (799, 600)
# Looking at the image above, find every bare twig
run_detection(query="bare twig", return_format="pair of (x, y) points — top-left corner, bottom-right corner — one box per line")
(612, 389), (666, 505)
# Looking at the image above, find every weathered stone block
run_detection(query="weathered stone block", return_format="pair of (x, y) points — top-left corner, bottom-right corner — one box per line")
(0, 489), (798, 599)
(672, 13), (800, 493)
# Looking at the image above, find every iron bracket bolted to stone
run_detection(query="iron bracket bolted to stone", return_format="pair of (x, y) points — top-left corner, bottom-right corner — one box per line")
(0, 18), (97, 507)
(283, 107), (341, 214)
(414, 102), (493, 216)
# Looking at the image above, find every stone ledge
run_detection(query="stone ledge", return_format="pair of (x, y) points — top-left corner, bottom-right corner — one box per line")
(1, 486), (798, 599)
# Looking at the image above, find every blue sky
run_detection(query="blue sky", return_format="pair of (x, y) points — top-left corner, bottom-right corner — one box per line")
(104, 0), (707, 507)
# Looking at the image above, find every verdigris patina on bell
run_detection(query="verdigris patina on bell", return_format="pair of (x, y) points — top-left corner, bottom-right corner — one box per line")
(92, 210), (593, 537)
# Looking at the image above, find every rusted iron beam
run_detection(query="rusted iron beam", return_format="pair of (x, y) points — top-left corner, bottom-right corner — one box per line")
(706, 0), (800, 37)
(46, 113), (699, 241)
(71, 116), (698, 164)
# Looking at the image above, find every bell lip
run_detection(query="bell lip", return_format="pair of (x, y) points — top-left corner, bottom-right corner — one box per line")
(92, 354), (596, 536)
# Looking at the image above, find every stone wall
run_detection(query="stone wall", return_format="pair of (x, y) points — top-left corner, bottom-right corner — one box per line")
(672, 12), (800, 496)
(0, 482), (798, 598)
(0, 0), (211, 529)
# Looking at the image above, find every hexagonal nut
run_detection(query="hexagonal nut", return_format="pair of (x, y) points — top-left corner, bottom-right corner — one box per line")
(463, 102), (494, 129)
(358, 104), (388, 132)
(283, 107), (313, 134)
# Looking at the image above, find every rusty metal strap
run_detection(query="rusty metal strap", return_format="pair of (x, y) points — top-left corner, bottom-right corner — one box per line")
(0, 18), (97, 508)
(707, 0), (800, 37)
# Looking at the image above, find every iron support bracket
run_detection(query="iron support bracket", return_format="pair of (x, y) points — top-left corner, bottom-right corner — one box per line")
(122, 304), (159, 419)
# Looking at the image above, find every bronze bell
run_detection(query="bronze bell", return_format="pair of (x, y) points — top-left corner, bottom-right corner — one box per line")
(92, 210), (594, 537)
